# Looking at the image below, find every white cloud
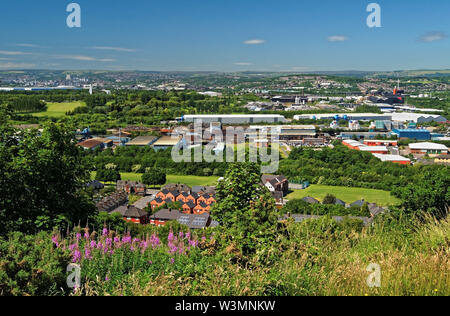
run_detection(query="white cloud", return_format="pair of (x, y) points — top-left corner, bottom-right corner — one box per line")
(234, 62), (253, 66)
(419, 32), (447, 42)
(0, 62), (36, 69)
(243, 39), (266, 45)
(91, 46), (137, 52)
(55, 55), (116, 62)
(15, 43), (40, 48)
(0, 50), (33, 56)
(327, 35), (349, 42)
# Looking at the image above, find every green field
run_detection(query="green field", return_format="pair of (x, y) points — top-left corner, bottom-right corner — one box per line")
(286, 184), (399, 206)
(91, 172), (219, 187)
(33, 101), (85, 117)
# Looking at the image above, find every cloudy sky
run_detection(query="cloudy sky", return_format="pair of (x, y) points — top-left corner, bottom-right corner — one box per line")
(0, 0), (449, 71)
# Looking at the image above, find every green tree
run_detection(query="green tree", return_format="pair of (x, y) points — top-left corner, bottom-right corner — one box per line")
(141, 169), (166, 188)
(0, 107), (95, 235)
(96, 168), (121, 183)
(212, 163), (279, 257)
(323, 194), (337, 205)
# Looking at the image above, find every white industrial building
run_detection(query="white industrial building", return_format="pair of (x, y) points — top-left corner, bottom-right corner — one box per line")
(294, 113), (392, 121)
(294, 112), (447, 124)
(182, 114), (287, 124)
(390, 113), (447, 124)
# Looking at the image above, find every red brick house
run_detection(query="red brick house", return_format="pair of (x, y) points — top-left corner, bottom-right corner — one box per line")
(181, 201), (196, 214)
(194, 202), (210, 215)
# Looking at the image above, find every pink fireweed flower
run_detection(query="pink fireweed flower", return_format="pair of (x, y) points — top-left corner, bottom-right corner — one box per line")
(105, 276), (110, 282)
(84, 247), (92, 260)
(90, 240), (97, 248)
(148, 261), (153, 265)
(96, 242), (103, 250)
(122, 236), (132, 244)
(84, 231), (90, 240)
(51, 235), (59, 247)
(179, 231), (184, 239)
(72, 250), (81, 263)
(76, 233), (81, 241)
(102, 227), (108, 236)
(114, 237), (120, 243)
(201, 236), (206, 242)
(170, 258), (175, 264)
(69, 244), (77, 252)
(168, 230), (175, 242)
(105, 238), (112, 248)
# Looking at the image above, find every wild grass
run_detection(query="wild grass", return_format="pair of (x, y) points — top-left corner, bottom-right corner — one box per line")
(78, 214), (449, 296)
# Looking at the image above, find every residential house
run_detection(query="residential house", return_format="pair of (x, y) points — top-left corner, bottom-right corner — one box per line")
(261, 175), (289, 196)
(194, 202), (211, 214)
(96, 191), (128, 213)
(150, 209), (182, 226)
(181, 201), (196, 214)
(117, 181), (147, 196)
(110, 205), (149, 224)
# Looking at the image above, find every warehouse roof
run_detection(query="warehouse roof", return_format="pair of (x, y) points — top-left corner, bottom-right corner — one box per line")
(409, 142), (448, 150)
(359, 146), (388, 152)
(373, 154), (411, 162)
(153, 136), (182, 146)
(127, 136), (158, 146)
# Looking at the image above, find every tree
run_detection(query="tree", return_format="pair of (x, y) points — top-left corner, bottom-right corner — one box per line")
(96, 168), (121, 183)
(0, 108), (95, 235)
(392, 166), (449, 218)
(323, 194), (337, 205)
(141, 169), (166, 188)
(212, 163), (279, 257)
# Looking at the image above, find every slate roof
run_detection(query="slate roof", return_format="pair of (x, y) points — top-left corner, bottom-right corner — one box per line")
(124, 206), (148, 218)
(351, 200), (366, 207)
(150, 209), (182, 221)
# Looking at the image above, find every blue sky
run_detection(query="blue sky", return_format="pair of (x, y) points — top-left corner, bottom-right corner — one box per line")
(0, 0), (449, 71)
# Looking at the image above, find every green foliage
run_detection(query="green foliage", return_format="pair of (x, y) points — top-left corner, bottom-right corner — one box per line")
(141, 168), (166, 188)
(0, 107), (95, 235)
(95, 168), (121, 183)
(212, 163), (279, 257)
(0, 232), (71, 296)
(323, 194), (337, 205)
(283, 199), (371, 217)
(392, 166), (449, 218)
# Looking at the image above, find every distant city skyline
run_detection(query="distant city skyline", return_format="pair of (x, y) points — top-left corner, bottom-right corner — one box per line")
(0, 0), (449, 71)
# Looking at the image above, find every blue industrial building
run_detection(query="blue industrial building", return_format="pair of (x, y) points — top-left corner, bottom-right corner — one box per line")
(392, 129), (431, 140)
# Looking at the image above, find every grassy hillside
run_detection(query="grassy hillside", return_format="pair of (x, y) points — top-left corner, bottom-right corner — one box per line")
(92, 172), (219, 187)
(286, 185), (400, 206)
(2, 214), (448, 296)
(33, 101), (85, 117)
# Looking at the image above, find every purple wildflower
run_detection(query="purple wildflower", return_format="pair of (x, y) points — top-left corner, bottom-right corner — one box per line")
(102, 227), (108, 236)
(170, 258), (175, 264)
(51, 235), (59, 247)
(76, 233), (81, 241)
(72, 250), (81, 263)
(84, 247), (92, 260)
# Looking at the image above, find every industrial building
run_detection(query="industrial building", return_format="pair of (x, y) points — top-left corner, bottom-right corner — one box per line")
(152, 136), (184, 151)
(182, 114), (287, 124)
(372, 154), (411, 165)
(392, 129), (431, 141)
(248, 125), (316, 141)
(409, 143), (449, 156)
(294, 113), (392, 121)
(126, 136), (159, 147)
(294, 112), (447, 124)
(391, 113), (447, 124)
